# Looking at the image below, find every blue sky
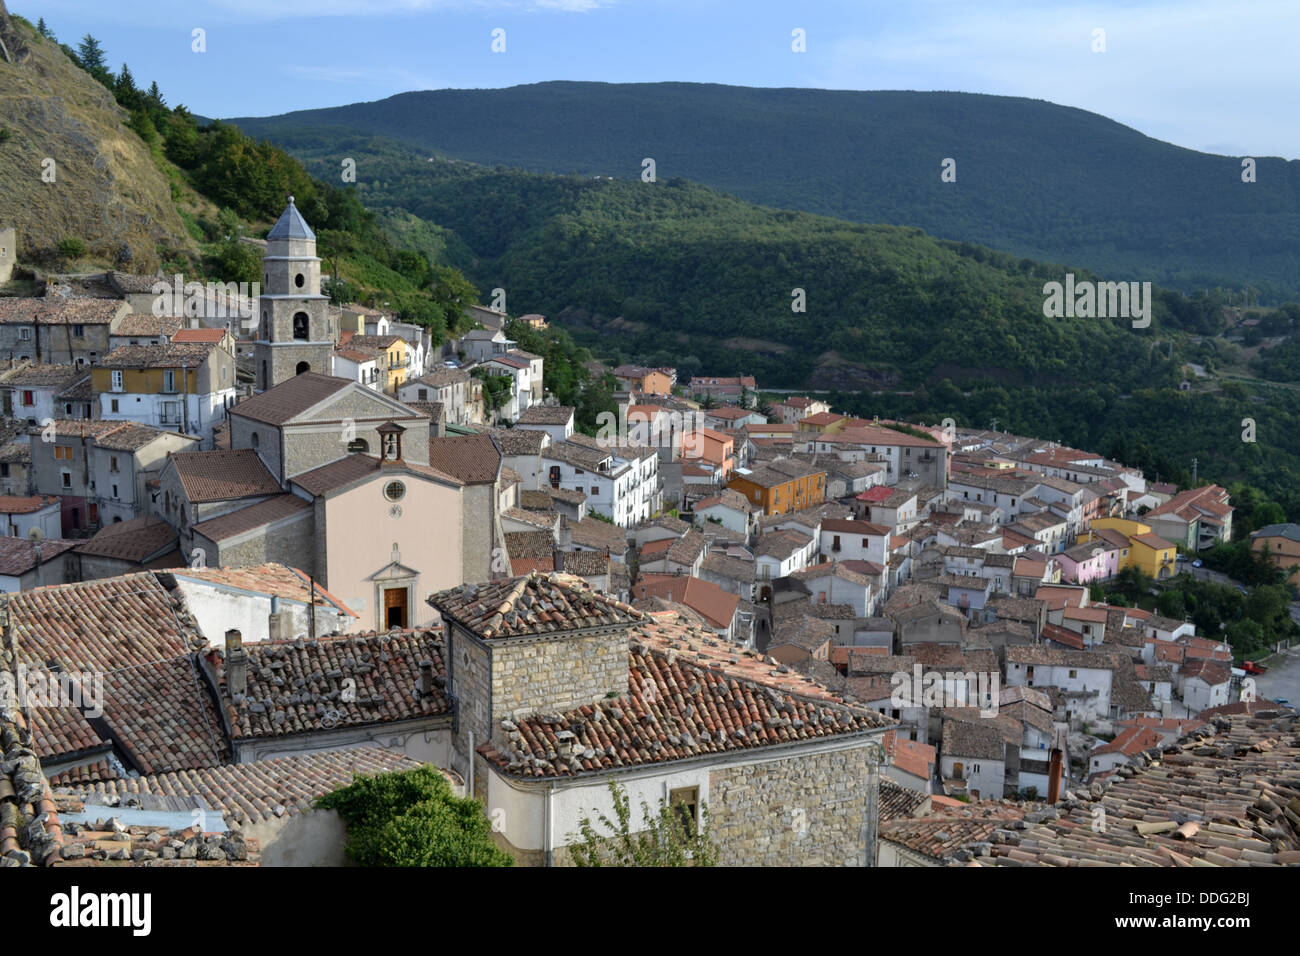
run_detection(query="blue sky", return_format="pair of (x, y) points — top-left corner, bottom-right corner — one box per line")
(23, 0), (1300, 158)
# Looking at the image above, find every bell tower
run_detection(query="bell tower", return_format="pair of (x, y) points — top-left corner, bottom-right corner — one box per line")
(253, 196), (335, 391)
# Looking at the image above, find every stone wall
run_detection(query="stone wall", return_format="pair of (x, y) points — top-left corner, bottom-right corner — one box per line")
(462, 483), (495, 586)
(228, 415), (283, 483)
(708, 743), (876, 866)
(488, 629), (628, 748)
(212, 509), (316, 575)
(450, 625), (494, 773)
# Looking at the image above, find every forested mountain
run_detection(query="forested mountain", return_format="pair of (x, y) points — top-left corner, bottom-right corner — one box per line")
(231, 82), (1300, 300)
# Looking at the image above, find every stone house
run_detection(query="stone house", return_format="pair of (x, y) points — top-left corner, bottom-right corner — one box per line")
(94, 340), (237, 447)
(74, 515), (180, 579)
(429, 572), (892, 866)
(0, 362), (88, 426)
(0, 226), (14, 284)
(0, 296), (129, 367)
(31, 420), (198, 533)
(398, 368), (481, 427)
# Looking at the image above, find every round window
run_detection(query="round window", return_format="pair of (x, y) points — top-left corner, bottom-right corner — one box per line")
(295, 273), (305, 288)
(384, 480), (406, 502)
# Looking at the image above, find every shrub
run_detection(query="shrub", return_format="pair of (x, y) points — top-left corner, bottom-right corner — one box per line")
(316, 766), (512, 867)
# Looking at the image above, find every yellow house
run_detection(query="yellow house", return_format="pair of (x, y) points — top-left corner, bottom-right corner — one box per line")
(1128, 532), (1178, 580)
(349, 334), (408, 394)
(1087, 517), (1150, 540)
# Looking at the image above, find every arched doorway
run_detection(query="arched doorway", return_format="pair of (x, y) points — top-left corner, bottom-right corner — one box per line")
(296, 361), (311, 375)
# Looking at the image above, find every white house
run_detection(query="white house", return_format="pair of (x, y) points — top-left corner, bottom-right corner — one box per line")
(332, 348), (381, 391)
(1004, 646), (1115, 723)
(515, 405), (575, 444)
(820, 518), (891, 566)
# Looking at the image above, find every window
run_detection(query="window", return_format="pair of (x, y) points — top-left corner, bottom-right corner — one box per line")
(668, 786), (699, 837)
(110, 455), (119, 473)
(54, 446), (72, 460)
(111, 370), (124, 392)
(347, 438), (369, 454)
(1068, 669), (1077, 679)
(418, 388), (428, 401)
(71, 324), (85, 337)
(111, 484), (118, 499)
(832, 535), (841, 551)
(21, 390), (33, 406)
(161, 401), (181, 424)
(591, 486), (599, 495)
(19, 327), (31, 340)
(251, 432), (259, 449)
(162, 370), (176, 393)
(295, 273), (305, 288)
(61, 471), (71, 489)
(384, 480), (406, 502)
(110, 399), (119, 413)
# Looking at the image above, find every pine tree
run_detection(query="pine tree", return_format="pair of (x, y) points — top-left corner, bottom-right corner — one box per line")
(36, 17), (52, 39)
(146, 81), (165, 108)
(75, 34), (112, 87)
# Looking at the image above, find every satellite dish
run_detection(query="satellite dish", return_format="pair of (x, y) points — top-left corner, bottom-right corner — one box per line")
(28, 527), (44, 542)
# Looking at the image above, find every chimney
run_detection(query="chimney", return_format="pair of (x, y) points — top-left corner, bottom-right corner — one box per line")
(1047, 747), (1063, 804)
(267, 595), (294, 641)
(557, 513), (572, 551)
(225, 629), (247, 697)
(552, 548), (564, 573)
(418, 660), (434, 697)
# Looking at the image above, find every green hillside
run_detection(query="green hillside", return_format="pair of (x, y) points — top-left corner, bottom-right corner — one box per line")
(230, 82), (1300, 300)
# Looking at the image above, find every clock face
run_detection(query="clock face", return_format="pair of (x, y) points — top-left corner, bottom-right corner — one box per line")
(389, 504), (403, 518)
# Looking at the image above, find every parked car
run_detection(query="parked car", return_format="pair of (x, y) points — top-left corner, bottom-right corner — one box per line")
(1192, 559), (1203, 568)
(1275, 698), (1292, 708)
(1243, 660), (1267, 675)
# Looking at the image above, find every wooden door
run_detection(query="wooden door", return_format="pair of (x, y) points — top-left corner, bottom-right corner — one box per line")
(384, 587), (408, 629)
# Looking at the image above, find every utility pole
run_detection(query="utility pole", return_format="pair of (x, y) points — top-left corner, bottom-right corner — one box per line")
(1192, 457), (1198, 484)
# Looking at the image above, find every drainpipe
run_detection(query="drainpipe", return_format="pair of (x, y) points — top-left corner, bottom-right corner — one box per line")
(181, 360), (189, 437)
(544, 785), (554, 868)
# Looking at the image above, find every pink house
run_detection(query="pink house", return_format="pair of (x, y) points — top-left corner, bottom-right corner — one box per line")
(1057, 539), (1118, 584)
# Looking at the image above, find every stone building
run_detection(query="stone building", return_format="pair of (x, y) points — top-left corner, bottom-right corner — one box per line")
(0, 296), (129, 367)
(253, 198), (336, 391)
(429, 572), (892, 866)
(0, 226), (14, 284)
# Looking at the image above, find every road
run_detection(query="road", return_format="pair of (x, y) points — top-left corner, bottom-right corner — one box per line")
(1252, 646), (1300, 706)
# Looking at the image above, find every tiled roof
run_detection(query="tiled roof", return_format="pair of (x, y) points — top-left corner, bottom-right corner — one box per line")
(881, 803), (1030, 862)
(883, 729), (937, 781)
(699, 552), (756, 583)
(631, 574), (739, 629)
(4, 572), (204, 673)
(478, 630), (889, 779)
(189, 493), (313, 542)
(942, 718), (1007, 760)
(756, 528), (813, 560)
(60, 747), (427, 826)
(172, 564), (357, 618)
(74, 516), (177, 563)
(971, 712), (1300, 866)
(112, 312), (183, 336)
(426, 434), (500, 484)
(171, 327), (228, 344)
(211, 630), (450, 740)
(431, 572), (642, 640)
(516, 405), (575, 425)
(0, 493), (58, 515)
(170, 448), (282, 502)
(492, 427), (548, 455)
(0, 363), (85, 388)
(0, 672), (65, 865)
(291, 453), (461, 497)
(0, 297), (125, 325)
(98, 657), (230, 773)
(0, 535), (79, 575)
(228, 372), (350, 425)
(570, 516), (629, 554)
(100, 342), (217, 369)
(880, 778), (930, 821)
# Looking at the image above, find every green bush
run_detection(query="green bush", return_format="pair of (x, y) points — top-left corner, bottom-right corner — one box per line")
(316, 766), (512, 867)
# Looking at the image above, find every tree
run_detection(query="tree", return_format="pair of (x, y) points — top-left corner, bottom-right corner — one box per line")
(75, 34), (111, 86)
(315, 766), (512, 867)
(570, 778), (719, 867)
(56, 237), (85, 264)
(36, 17), (52, 39)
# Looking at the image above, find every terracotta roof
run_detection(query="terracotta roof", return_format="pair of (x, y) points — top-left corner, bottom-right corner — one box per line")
(881, 803), (1030, 862)
(492, 427), (548, 455)
(0, 364), (86, 388)
(171, 564), (357, 618)
(4, 571), (204, 673)
(431, 572), (642, 640)
(74, 516), (178, 563)
(756, 528), (813, 560)
(0, 297), (125, 325)
(879, 778), (930, 821)
(189, 494), (313, 542)
(631, 574), (740, 629)
(291, 453), (460, 497)
(112, 312), (183, 337)
(426, 434), (500, 484)
(1091, 725), (1165, 759)
(570, 517), (629, 554)
(972, 712), (1300, 866)
(229, 372), (350, 425)
(822, 518), (891, 536)
(883, 728), (937, 781)
(478, 631), (889, 779)
(170, 448), (282, 502)
(171, 327), (228, 344)
(517, 405), (575, 425)
(0, 493), (58, 515)
(0, 673), (66, 864)
(0, 535), (79, 575)
(60, 747), (427, 826)
(100, 342), (217, 369)
(211, 630), (449, 740)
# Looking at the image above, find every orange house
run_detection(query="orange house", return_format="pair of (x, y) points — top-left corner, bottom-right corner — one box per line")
(682, 427), (734, 480)
(727, 460), (826, 515)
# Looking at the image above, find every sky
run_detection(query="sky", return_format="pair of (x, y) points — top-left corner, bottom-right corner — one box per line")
(22, 0), (1300, 159)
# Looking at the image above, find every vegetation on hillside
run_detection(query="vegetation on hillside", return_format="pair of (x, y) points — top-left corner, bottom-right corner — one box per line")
(230, 81), (1300, 301)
